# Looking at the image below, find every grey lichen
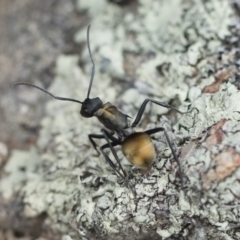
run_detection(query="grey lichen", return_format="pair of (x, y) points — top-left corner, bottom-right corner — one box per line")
(2, 0), (240, 239)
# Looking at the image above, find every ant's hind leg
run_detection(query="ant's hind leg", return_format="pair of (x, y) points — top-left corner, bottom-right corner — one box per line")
(145, 127), (184, 189)
(100, 142), (123, 179)
(101, 129), (126, 177)
(131, 99), (197, 128)
(100, 142), (135, 195)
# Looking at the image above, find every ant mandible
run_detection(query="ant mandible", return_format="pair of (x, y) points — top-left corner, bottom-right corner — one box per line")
(14, 25), (195, 189)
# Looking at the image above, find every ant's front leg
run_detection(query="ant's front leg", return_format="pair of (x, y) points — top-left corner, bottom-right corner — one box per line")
(131, 99), (197, 128)
(88, 129), (125, 178)
(88, 133), (105, 155)
(88, 131), (116, 155)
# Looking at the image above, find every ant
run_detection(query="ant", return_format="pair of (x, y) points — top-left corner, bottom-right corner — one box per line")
(14, 25), (196, 190)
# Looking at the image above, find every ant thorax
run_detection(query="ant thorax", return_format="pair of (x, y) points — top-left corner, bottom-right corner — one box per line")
(94, 102), (129, 133)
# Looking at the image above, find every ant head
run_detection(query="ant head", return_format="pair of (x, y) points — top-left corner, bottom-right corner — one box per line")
(80, 97), (103, 118)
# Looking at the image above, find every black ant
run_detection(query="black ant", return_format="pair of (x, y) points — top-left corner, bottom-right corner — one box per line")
(13, 25), (196, 190)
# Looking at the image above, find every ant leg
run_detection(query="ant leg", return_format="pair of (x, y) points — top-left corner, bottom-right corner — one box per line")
(101, 129), (126, 178)
(99, 141), (125, 180)
(131, 99), (197, 127)
(89, 134), (105, 155)
(145, 127), (184, 189)
(88, 129), (125, 177)
(88, 131), (117, 155)
(101, 142), (135, 194)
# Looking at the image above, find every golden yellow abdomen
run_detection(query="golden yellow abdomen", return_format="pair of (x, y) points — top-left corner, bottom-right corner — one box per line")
(122, 132), (155, 171)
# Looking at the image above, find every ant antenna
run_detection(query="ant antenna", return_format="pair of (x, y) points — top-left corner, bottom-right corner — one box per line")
(86, 25), (95, 99)
(13, 83), (83, 104)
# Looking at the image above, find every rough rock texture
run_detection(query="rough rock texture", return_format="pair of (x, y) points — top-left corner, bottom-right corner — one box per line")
(0, 0), (86, 151)
(1, 0), (240, 239)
